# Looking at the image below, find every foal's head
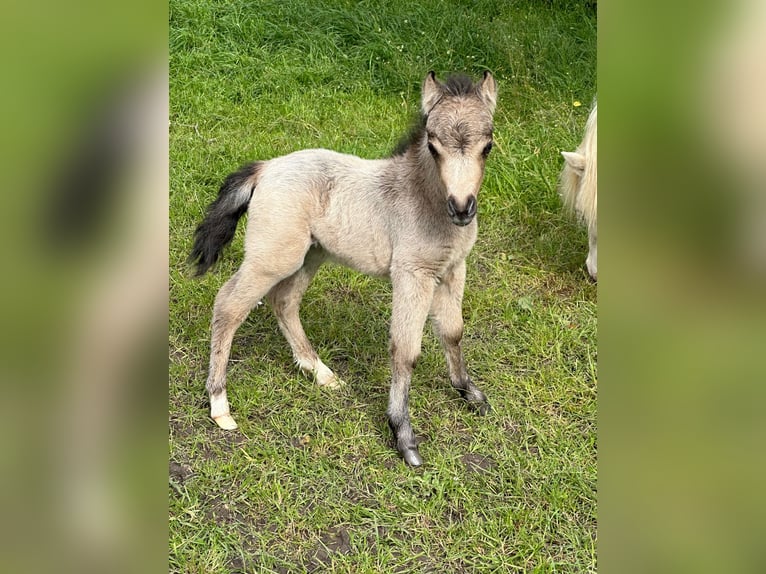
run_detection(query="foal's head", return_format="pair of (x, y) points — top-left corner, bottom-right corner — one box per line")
(421, 71), (498, 226)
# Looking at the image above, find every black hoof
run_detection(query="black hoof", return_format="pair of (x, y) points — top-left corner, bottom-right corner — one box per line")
(401, 447), (423, 467)
(457, 389), (490, 415)
(475, 401), (491, 416)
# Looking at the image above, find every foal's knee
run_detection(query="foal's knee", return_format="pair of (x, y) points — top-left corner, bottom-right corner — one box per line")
(389, 341), (420, 374)
(211, 302), (248, 337)
(432, 310), (463, 345)
(443, 328), (463, 349)
(212, 280), (251, 322)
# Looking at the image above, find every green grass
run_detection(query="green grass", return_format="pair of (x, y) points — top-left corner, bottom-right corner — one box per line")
(170, 1), (596, 572)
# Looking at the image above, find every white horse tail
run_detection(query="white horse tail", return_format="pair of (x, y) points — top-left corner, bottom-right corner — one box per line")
(189, 161), (263, 275)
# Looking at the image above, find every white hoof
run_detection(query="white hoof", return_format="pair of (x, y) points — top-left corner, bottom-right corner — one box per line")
(315, 362), (344, 389)
(319, 374), (345, 389)
(213, 414), (238, 430)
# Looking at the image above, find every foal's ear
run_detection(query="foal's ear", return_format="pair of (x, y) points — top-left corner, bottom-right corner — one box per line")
(561, 151), (586, 174)
(421, 71), (443, 115)
(478, 71), (498, 114)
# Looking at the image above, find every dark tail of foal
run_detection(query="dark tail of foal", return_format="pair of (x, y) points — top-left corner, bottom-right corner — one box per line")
(188, 161), (263, 276)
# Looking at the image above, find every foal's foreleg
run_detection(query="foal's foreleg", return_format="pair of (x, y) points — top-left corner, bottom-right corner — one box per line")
(266, 248), (342, 388)
(430, 261), (489, 413)
(388, 270), (435, 467)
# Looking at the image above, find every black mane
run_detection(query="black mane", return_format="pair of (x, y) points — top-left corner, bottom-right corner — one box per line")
(441, 73), (478, 97)
(391, 113), (426, 157)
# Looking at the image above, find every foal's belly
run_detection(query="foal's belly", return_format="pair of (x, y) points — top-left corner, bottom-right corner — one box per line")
(311, 222), (393, 278)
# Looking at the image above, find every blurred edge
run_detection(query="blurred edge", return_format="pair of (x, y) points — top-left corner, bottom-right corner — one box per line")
(0, 2), (167, 574)
(602, 1), (766, 573)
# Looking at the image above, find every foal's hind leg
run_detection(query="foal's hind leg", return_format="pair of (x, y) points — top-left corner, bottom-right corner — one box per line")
(266, 247), (343, 389)
(430, 261), (489, 413)
(206, 268), (266, 430)
(206, 241), (311, 430)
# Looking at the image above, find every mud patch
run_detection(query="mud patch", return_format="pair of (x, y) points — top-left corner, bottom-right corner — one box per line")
(227, 555), (248, 574)
(503, 419), (521, 436)
(525, 444), (540, 456)
(168, 416), (194, 440)
(383, 455), (403, 469)
(200, 494), (253, 527)
(290, 434), (312, 449)
(461, 453), (496, 473)
(343, 484), (379, 508)
(196, 425), (249, 460)
(204, 501), (239, 525)
(363, 526), (443, 573)
(169, 460), (193, 483)
(306, 526), (352, 571)
(445, 503), (466, 525)
(227, 530), (292, 574)
(392, 550), (436, 574)
(453, 427), (474, 447)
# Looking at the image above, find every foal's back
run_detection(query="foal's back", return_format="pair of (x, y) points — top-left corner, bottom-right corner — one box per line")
(247, 148), (395, 276)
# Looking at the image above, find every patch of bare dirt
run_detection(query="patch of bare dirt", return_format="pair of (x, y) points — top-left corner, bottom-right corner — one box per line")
(169, 460), (193, 483)
(305, 526), (352, 572)
(460, 453), (497, 473)
(290, 434), (312, 449)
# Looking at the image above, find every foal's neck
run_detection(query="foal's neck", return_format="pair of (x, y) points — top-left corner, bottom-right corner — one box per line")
(395, 144), (444, 209)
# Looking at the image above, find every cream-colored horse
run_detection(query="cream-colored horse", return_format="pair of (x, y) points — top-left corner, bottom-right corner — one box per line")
(560, 102), (597, 280)
(190, 72), (498, 466)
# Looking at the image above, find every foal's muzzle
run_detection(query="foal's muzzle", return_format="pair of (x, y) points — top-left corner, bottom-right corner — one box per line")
(447, 195), (477, 226)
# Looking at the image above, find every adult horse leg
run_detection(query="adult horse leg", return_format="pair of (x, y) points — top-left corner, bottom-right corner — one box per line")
(388, 269), (436, 466)
(266, 247), (342, 388)
(429, 261), (489, 413)
(586, 227), (597, 281)
(207, 238), (312, 430)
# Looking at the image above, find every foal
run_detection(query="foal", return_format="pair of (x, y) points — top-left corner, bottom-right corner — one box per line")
(190, 71), (498, 466)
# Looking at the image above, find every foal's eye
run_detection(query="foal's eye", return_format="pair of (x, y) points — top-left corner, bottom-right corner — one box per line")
(427, 141), (439, 157)
(482, 141), (493, 157)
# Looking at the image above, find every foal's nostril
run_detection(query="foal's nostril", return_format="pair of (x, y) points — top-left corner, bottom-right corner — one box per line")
(447, 197), (458, 218)
(465, 196), (477, 218)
